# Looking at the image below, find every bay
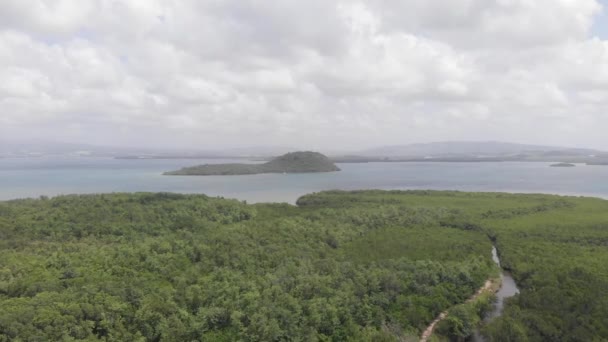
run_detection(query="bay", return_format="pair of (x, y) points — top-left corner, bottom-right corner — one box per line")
(1, 157), (607, 203)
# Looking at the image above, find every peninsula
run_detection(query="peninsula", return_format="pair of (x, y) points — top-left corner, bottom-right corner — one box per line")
(164, 151), (340, 175)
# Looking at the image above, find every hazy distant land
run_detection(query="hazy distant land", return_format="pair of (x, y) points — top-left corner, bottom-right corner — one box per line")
(128, 142), (608, 165)
(3, 140), (608, 165)
(164, 151), (340, 176)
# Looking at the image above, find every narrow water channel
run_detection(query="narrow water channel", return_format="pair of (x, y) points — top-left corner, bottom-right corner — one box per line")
(472, 246), (520, 341)
(486, 246), (520, 319)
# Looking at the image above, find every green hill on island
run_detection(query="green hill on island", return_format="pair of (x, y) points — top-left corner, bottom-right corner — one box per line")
(164, 151), (340, 175)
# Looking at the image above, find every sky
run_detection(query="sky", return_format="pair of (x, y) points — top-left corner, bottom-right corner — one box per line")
(1, 0), (608, 151)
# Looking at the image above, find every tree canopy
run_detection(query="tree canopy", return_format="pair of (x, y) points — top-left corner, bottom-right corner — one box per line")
(0, 190), (607, 341)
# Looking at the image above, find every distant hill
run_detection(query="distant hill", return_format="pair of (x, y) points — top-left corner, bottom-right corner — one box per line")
(356, 141), (602, 158)
(164, 151), (340, 175)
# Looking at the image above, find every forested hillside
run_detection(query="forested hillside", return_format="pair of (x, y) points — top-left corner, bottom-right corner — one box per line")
(164, 151), (340, 175)
(1, 191), (607, 341)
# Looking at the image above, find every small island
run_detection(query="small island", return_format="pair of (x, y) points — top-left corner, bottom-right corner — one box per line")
(550, 162), (576, 167)
(164, 151), (341, 176)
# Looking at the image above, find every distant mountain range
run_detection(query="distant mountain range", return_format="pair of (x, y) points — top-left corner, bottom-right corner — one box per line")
(1, 140), (606, 162)
(355, 141), (603, 158)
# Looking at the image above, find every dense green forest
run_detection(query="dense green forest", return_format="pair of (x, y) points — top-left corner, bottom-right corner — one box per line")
(0, 191), (607, 341)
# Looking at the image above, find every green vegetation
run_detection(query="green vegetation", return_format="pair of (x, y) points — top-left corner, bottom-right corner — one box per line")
(164, 151), (340, 175)
(1, 190), (608, 341)
(549, 163), (575, 167)
(435, 289), (495, 340)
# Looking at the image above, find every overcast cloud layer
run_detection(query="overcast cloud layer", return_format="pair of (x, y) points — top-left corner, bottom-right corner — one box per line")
(1, 0), (608, 150)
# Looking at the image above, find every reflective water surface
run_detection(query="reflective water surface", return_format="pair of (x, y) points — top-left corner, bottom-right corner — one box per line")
(1, 157), (607, 202)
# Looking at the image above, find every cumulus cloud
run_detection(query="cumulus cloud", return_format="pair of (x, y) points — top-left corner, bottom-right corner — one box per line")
(0, 0), (607, 149)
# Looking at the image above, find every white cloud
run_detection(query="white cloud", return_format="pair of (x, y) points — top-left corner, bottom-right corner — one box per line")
(0, 0), (607, 149)
(0, 0), (97, 35)
(438, 81), (469, 97)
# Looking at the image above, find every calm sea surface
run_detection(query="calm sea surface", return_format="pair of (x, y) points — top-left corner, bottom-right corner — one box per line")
(1, 157), (607, 203)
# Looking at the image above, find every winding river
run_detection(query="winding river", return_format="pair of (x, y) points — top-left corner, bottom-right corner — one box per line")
(472, 246), (520, 341)
(487, 246), (520, 319)
(421, 246), (521, 342)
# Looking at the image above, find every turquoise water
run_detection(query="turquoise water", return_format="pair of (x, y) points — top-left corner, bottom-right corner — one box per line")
(1, 157), (607, 203)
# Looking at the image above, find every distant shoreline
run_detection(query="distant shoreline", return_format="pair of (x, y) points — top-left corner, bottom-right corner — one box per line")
(115, 155), (254, 160)
(115, 155), (608, 165)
